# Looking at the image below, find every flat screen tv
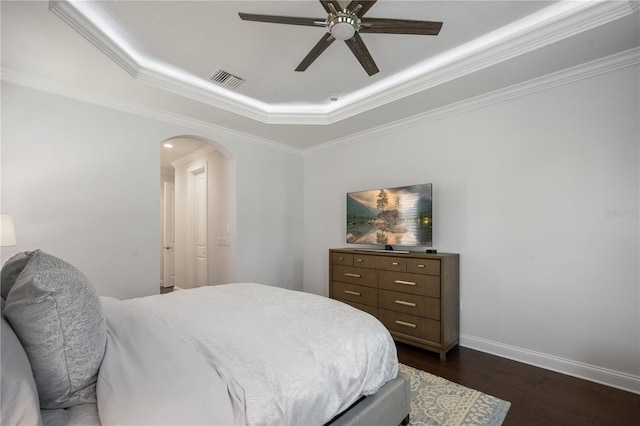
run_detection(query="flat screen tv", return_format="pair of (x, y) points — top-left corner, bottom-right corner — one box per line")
(346, 183), (432, 249)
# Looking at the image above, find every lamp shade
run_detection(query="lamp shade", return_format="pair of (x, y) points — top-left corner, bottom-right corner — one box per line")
(1, 214), (17, 247)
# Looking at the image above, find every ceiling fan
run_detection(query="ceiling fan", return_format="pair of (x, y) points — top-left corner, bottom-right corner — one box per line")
(238, 0), (443, 76)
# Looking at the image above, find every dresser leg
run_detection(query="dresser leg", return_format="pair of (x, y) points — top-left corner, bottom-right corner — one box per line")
(439, 351), (446, 362)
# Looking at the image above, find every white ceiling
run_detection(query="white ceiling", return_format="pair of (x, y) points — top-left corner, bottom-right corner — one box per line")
(76, 0), (552, 107)
(2, 1), (639, 151)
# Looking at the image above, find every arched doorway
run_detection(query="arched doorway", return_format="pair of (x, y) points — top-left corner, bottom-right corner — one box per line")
(160, 136), (236, 290)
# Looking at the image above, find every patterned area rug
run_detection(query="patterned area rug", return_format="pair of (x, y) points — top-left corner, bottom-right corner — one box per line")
(399, 364), (511, 426)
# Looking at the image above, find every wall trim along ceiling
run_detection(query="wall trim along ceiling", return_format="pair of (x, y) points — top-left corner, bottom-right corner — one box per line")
(48, 0), (639, 125)
(0, 67), (301, 157)
(304, 47), (640, 155)
(2, 47), (638, 157)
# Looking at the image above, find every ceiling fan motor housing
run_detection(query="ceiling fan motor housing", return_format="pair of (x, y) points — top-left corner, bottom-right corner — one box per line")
(328, 12), (361, 40)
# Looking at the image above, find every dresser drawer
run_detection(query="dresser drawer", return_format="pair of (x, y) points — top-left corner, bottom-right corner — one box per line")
(332, 281), (377, 307)
(407, 258), (441, 276)
(336, 299), (378, 317)
(378, 290), (440, 320)
(332, 265), (377, 287)
(352, 254), (408, 270)
(378, 271), (440, 298)
(370, 256), (406, 272)
(332, 252), (353, 266)
(352, 254), (375, 268)
(378, 308), (440, 343)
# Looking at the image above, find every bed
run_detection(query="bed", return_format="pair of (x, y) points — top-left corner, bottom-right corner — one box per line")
(1, 250), (410, 425)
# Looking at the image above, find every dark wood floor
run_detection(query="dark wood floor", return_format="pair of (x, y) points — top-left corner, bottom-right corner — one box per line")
(397, 343), (639, 425)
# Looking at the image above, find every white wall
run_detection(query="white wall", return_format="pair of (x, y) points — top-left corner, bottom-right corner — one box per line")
(303, 65), (639, 391)
(233, 141), (304, 291)
(1, 81), (304, 298)
(2, 56), (636, 394)
(1, 83), (162, 298)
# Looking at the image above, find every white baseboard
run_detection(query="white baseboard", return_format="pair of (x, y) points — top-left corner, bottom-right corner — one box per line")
(460, 334), (640, 395)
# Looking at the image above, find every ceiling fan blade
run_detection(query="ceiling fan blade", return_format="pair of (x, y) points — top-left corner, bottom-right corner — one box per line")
(319, 1), (343, 14)
(238, 13), (324, 27)
(295, 33), (336, 72)
(344, 32), (379, 76)
(346, 1), (377, 17)
(360, 18), (443, 35)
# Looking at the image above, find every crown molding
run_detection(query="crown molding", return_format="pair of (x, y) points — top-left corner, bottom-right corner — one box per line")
(48, 0), (639, 125)
(3, 46), (636, 159)
(48, 0), (276, 122)
(325, 0), (640, 124)
(0, 67), (303, 157)
(304, 47), (640, 156)
(48, 0), (139, 77)
(134, 67), (272, 123)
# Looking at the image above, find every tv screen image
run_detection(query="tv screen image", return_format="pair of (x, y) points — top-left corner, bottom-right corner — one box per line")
(346, 183), (432, 247)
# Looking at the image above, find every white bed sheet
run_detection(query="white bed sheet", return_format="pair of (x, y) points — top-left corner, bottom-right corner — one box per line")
(97, 296), (243, 425)
(122, 283), (399, 426)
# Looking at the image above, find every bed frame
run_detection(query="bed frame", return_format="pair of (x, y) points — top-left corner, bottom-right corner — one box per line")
(327, 371), (410, 426)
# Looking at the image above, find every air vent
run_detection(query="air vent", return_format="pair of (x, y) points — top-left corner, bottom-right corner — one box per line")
(209, 69), (244, 89)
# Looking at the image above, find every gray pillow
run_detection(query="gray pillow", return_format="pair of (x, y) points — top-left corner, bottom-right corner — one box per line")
(3, 250), (107, 409)
(1, 251), (33, 300)
(1, 314), (43, 426)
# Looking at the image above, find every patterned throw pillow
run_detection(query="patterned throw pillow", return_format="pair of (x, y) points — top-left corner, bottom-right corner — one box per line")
(0, 251), (33, 300)
(4, 250), (107, 409)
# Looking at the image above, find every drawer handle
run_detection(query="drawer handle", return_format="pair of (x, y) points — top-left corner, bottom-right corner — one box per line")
(417, 264), (425, 268)
(391, 262), (399, 266)
(344, 290), (361, 296)
(395, 320), (417, 328)
(344, 273), (361, 278)
(394, 280), (416, 286)
(356, 258), (364, 262)
(338, 257), (345, 260)
(394, 300), (417, 307)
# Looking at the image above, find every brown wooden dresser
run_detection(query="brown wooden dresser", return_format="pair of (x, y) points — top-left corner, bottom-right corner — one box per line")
(329, 248), (460, 361)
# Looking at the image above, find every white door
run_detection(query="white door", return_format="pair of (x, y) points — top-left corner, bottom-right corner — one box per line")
(162, 182), (175, 287)
(192, 168), (208, 287)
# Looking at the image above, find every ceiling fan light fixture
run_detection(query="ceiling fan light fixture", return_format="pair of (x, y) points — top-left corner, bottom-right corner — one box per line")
(329, 15), (358, 40)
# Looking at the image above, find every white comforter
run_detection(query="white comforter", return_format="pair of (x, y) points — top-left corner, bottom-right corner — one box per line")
(98, 283), (398, 426)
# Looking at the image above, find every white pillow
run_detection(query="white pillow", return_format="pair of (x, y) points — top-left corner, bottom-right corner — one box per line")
(1, 314), (43, 426)
(4, 250), (107, 409)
